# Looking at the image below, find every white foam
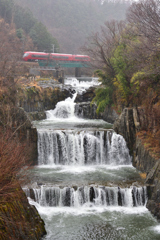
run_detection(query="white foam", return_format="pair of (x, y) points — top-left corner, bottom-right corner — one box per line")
(46, 92), (77, 120)
(36, 164), (133, 172)
(28, 198), (148, 217)
(152, 225), (160, 233)
(64, 77), (100, 93)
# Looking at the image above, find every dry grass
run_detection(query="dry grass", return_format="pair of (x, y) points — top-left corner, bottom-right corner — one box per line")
(137, 131), (160, 160)
(139, 172), (147, 179)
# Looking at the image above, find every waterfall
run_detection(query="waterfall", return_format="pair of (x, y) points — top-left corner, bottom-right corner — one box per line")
(46, 92), (77, 119)
(24, 186), (147, 208)
(37, 129), (131, 166)
(24, 88), (159, 240)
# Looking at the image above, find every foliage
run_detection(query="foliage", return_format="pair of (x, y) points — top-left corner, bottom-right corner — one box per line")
(92, 87), (113, 114)
(84, 20), (127, 111)
(130, 71), (146, 96)
(13, 4), (59, 52)
(85, 0), (160, 154)
(16, 28), (24, 39)
(111, 43), (133, 106)
(0, 0), (13, 23)
(84, 0), (160, 111)
(94, 69), (113, 87)
(14, 6), (37, 34)
(91, 70), (113, 114)
(0, 0), (59, 53)
(29, 22), (59, 52)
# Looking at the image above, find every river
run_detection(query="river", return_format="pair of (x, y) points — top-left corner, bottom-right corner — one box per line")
(24, 79), (160, 240)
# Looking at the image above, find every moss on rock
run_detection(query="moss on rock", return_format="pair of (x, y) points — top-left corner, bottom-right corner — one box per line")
(0, 185), (46, 240)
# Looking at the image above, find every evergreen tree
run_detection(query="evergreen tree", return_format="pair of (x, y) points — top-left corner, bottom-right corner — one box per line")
(0, 0), (14, 23)
(29, 22), (59, 52)
(14, 6), (37, 34)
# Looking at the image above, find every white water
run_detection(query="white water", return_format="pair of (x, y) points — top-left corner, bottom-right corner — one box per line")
(38, 91), (131, 166)
(26, 89), (160, 239)
(46, 92), (77, 120)
(24, 186), (147, 208)
(64, 77), (100, 93)
(37, 129), (131, 166)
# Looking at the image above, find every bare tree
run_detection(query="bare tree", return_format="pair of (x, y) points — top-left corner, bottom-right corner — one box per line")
(0, 18), (34, 88)
(127, 0), (160, 46)
(126, 0), (160, 75)
(0, 19), (21, 86)
(82, 20), (126, 75)
(0, 129), (30, 199)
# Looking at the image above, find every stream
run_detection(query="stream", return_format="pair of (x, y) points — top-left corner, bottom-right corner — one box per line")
(24, 79), (160, 239)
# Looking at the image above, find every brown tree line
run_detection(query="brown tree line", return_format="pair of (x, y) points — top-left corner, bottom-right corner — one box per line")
(0, 19), (32, 199)
(0, 18), (35, 238)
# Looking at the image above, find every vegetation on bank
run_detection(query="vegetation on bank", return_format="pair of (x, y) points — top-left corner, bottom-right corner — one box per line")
(0, 13), (47, 237)
(0, 86), (46, 238)
(84, 0), (160, 158)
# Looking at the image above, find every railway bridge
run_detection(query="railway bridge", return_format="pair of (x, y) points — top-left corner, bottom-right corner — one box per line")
(23, 51), (91, 80)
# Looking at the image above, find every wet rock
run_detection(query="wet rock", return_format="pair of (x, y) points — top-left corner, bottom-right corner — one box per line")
(101, 105), (119, 124)
(0, 185), (46, 239)
(89, 186), (96, 202)
(134, 138), (157, 173)
(113, 107), (160, 220)
(113, 108), (136, 156)
(17, 85), (72, 114)
(75, 102), (98, 119)
(76, 87), (96, 102)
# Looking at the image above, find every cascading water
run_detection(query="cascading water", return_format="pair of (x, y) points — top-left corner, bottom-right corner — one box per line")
(45, 92), (77, 120)
(26, 85), (160, 239)
(37, 129), (131, 166)
(24, 186), (147, 208)
(64, 77), (100, 93)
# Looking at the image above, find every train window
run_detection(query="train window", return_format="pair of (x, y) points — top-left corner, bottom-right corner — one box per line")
(51, 56), (69, 59)
(23, 53), (30, 57)
(32, 54), (48, 58)
(75, 57), (88, 60)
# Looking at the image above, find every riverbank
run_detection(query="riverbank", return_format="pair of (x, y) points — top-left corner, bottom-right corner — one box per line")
(113, 107), (160, 220)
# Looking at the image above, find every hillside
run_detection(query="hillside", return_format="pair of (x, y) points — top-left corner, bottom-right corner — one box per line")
(14, 0), (130, 53)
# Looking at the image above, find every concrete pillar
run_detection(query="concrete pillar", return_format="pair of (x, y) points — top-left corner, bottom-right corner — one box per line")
(58, 70), (65, 84)
(75, 67), (81, 77)
(56, 69), (59, 79)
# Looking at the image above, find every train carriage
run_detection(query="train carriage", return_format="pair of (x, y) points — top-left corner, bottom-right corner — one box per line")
(22, 51), (90, 68)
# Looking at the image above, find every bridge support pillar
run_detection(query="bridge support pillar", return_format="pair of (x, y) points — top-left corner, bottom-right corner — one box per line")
(58, 70), (64, 84)
(75, 68), (81, 78)
(55, 68), (59, 79)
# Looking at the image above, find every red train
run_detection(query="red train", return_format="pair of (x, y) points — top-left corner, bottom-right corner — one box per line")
(22, 51), (90, 62)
